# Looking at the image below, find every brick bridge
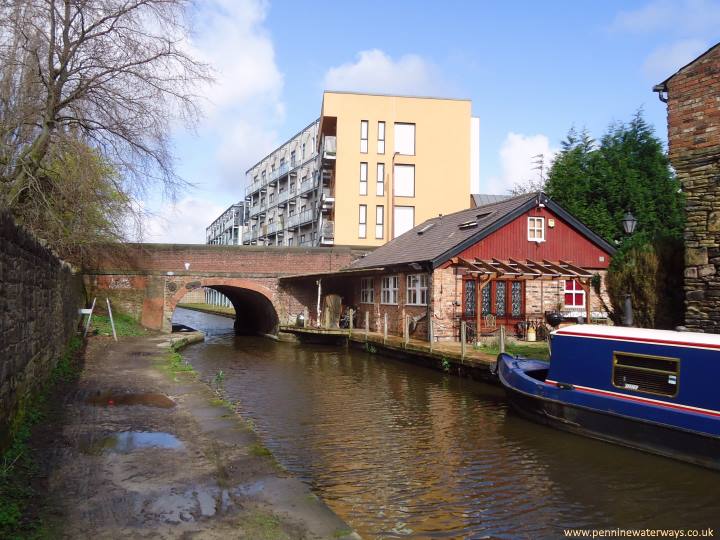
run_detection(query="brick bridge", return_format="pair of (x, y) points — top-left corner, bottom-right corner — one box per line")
(84, 244), (365, 333)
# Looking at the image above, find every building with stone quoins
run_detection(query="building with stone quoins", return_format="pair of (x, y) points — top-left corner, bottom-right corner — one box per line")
(654, 42), (720, 332)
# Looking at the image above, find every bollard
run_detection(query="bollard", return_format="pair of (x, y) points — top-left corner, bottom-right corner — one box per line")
(365, 311), (369, 341)
(384, 313), (388, 344)
(303, 307), (309, 328)
(349, 309), (354, 336)
(499, 325), (506, 354)
(403, 316), (409, 347)
(429, 319), (434, 352)
(461, 321), (467, 359)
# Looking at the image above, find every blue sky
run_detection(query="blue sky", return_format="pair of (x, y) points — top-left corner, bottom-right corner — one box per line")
(145, 0), (720, 242)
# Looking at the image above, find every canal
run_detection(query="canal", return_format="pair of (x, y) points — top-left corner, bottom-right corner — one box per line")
(173, 308), (719, 538)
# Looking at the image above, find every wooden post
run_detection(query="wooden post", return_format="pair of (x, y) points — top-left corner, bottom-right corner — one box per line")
(499, 325), (506, 354)
(383, 313), (388, 344)
(303, 307), (309, 328)
(365, 311), (369, 341)
(429, 319), (434, 352)
(106, 298), (118, 342)
(349, 308), (354, 336)
(461, 321), (467, 359)
(403, 316), (409, 347)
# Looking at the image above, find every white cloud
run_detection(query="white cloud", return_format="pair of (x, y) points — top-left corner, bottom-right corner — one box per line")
(643, 39), (708, 80)
(485, 133), (558, 195)
(140, 197), (224, 244)
(323, 49), (447, 96)
(611, 0), (720, 35)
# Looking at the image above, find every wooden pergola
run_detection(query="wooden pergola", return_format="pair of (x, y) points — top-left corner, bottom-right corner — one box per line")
(451, 257), (594, 337)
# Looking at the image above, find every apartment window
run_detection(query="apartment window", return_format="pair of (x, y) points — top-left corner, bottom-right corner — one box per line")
(359, 204), (367, 238)
(268, 216), (274, 224)
(394, 164), (415, 197)
(269, 193), (275, 202)
(394, 123), (415, 155)
(288, 237), (294, 246)
(394, 206), (414, 238)
(528, 217), (545, 241)
(301, 204), (306, 212)
(290, 150), (296, 167)
(406, 274), (428, 306)
(377, 121), (385, 154)
(360, 162), (368, 195)
(262, 171), (266, 183)
(376, 163), (385, 196)
(300, 234), (306, 245)
(302, 143), (306, 160)
(360, 278), (374, 304)
(564, 280), (586, 308)
(381, 276), (399, 305)
(360, 120), (368, 153)
(313, 232), (317, 241)
(375, 205), (384, 239)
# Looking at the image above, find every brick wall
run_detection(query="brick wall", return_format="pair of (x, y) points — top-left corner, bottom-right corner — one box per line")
(664, 44), (720, 331)
(0, 211), (84, 448)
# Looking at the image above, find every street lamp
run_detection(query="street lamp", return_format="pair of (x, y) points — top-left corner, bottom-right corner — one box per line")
(621, 211), (637, 235)
(621, 211), (637, 326)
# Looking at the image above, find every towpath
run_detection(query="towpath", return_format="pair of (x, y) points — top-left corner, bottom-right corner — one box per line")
(39, 332), (357, 539)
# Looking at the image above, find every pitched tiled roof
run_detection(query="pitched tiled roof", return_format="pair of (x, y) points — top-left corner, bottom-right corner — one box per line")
(471, 193), (510, 207)
(349, 192), (540, 270)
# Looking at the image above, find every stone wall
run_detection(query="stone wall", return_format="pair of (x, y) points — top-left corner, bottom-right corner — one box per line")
(663, 44), (720, 332)
(0, 211), (85, 447)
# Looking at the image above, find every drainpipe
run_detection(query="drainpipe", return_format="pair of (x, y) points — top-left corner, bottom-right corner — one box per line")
(316, 279), (322, 327)
(390, 151), (400, 239)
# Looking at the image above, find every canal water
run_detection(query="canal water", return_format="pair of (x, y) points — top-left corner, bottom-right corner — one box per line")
(173, 308), (719, 538)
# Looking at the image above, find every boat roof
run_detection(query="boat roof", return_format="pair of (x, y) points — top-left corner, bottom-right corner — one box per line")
(553, 325), (720, 349)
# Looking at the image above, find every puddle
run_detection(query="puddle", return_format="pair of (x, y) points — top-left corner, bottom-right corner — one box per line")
(80, 431), (184, 455)
(85, 392), (176, 408)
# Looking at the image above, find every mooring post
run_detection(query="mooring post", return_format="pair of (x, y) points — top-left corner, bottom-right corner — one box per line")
(384, 313), (388, 344)
(365, 311), (369, 341)
(461, 321), (467, 359)
(303, 307), (308, 328)
(349, 309), (354, 336)
(499, 325), (506, 354)
(403, 316), (409, 347)
(429, 319), (434, 352)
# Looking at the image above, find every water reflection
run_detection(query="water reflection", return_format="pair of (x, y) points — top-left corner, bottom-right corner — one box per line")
(178, 322), (719, 538)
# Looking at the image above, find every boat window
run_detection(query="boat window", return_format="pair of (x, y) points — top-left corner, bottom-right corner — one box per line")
(612, 352), (679, 398)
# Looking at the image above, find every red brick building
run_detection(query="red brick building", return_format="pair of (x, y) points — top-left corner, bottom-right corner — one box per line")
(282, 193), (614, 341)
(654, 43), (720, 332)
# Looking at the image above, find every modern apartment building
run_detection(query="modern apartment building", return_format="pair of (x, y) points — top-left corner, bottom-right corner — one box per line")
(206, 202), (249, 245)
(243, 92), (479, 247)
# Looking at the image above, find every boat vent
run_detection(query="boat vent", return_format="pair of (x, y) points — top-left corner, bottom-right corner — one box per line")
(612, 352), (679, 397)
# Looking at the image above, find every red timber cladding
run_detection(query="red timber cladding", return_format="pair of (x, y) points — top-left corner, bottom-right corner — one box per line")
(455, 207), (611, 269)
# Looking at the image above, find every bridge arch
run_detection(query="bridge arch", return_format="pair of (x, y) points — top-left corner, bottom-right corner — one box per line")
(166, 277), (280, 335)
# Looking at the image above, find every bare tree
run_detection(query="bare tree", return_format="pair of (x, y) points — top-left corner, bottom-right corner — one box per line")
(0, 0), (211, 236)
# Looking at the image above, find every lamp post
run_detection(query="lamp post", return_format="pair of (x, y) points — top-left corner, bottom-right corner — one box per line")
(621, 211), (637, 326)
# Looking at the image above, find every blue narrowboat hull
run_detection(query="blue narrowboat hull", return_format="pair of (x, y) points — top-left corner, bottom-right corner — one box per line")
(497, 354), (720, 470)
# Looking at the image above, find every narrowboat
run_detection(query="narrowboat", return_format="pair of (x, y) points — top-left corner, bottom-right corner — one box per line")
(496, 325), (720, 470)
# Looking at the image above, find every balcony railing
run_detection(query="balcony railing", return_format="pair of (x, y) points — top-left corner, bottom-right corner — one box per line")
(322, 136), (336, 160)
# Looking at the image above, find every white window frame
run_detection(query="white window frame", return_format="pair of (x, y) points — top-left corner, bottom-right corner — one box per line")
(381, 275), (399, 305)
(377, 121), (385, 154)
(528, 216), (545, 242)
(394, 122), (416, 155)
(393, 164), (415, 197)
(393, 205), (415, 238)
(359, 204), (367, 239)
(375, 205), (384, 239)
(360, 278), (374, 304)
(360, 120), (368, 153)
(360, 162), (368, 195)
(564, 279), (586, 309)
(376, 163), (385, 196)
(406, 274), (428, 306)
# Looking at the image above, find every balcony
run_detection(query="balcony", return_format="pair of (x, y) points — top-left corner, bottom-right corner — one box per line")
(299, 177), (316, 197)
(322, 136), (336, 160)
(242, 229), (257, 244)
(320, 220), (334, 245)
(320, 188), (334, 210)
(277, 189), (289, 206)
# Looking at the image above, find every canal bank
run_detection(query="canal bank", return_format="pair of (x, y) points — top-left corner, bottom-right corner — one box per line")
(35, 330), (357, 539)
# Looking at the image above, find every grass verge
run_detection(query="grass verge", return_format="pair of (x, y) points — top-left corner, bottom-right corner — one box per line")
(0, 336), (84, 539)
(475, 340), (550, 360)
(90, 313), (146, 337)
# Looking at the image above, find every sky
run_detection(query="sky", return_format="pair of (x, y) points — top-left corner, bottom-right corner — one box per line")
(142, 0), (720, 243)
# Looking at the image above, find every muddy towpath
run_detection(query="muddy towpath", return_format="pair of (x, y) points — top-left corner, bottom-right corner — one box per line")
(38, 332), (358, 539)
